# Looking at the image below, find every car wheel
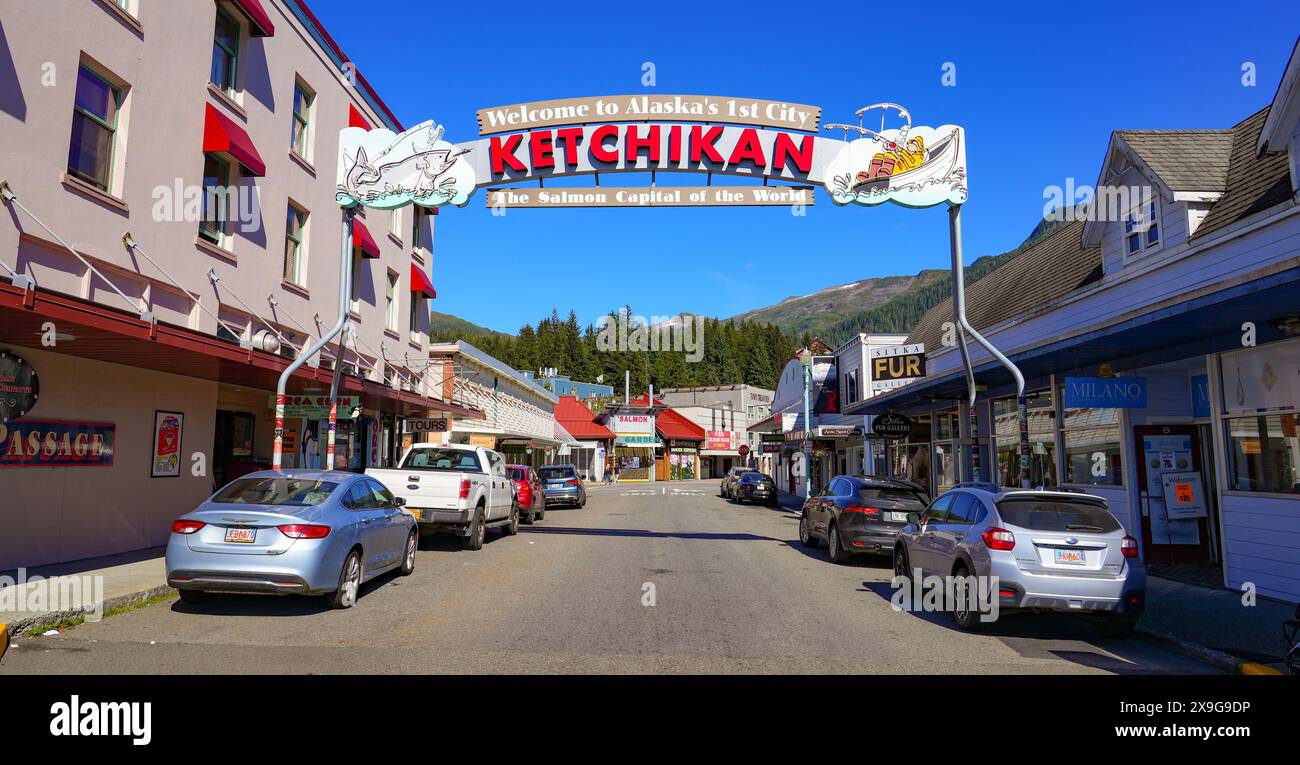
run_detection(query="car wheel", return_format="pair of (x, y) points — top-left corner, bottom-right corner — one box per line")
(535, 502), (545, 521)
(177, 589), (209, 605)
(328, 550), (362, 609)
(502, 503), (520, 536)
(1097, 614), (1139, 639)
(799, 512), (819, 548)
(462, 506), (486, 551)
(949, 563), (982, 631)
(827, 523), (849, 565)
(578, 493), (586, 509)
(893, 545), (912, 582)
(522, 500), (537, 525)
(399, 530), (417, 576)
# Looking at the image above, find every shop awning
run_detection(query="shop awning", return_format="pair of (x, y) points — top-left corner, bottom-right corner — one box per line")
(348, 104), (372, 130)
(410, 264), (437, 299)
(353, 218), (380, 259)
(203, 103), (266, 177)
(0, 280), (483, 420)
(847, 264), (1300, 415)
(220, 0), (275, 37)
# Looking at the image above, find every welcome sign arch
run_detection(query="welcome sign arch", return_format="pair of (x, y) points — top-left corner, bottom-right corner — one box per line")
(276, 93), (1031, 487)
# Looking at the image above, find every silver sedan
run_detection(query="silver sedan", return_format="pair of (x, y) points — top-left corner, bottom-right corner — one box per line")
(165, 470), (417, 609)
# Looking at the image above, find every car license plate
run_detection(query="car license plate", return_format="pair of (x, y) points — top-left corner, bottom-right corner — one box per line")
(887, 512), (908, 523)
(224, 527), (256, 544)
(1053, 548), (1085, 565)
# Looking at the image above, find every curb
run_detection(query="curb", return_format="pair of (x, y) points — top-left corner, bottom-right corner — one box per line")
(1135, 627), (1274, 674)
(3, 584), (175, 639)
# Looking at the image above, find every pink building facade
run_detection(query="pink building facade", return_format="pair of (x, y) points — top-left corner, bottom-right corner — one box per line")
(0, 0), (477, 568)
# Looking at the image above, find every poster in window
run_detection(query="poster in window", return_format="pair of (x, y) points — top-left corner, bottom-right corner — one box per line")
(151, 411), (184, 478)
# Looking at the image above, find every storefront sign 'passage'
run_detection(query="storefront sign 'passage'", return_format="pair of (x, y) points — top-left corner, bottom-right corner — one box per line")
(0, 420), (115, 468)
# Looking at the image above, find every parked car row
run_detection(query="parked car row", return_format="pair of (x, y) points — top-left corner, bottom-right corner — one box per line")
(166, 443), (589, 609)
(719, 467), (779, 506)
(791, 475), (1147, 638)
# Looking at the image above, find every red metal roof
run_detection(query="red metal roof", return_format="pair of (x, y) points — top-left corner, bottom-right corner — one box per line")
(202, 103), (266, 177)
(555, 396), (614, 440)
(410, 263), (436, 299)
(353, 218), (380, 259)
(654, 407), (706, 442)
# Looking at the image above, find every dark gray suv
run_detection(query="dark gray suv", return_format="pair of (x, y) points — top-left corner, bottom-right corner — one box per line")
(799, 476), (929, 564)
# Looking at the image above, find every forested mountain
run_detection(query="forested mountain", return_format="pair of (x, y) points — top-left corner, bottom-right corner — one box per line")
(426, 210), (1072, 391)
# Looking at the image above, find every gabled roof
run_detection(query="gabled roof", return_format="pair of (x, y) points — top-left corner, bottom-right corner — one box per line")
(906, 219), (1102, 352)
(654, 407), (706, 442)
(1192, 107), (1294, 240)
(1258, 37), (1300, 154)
(554, 395), (615, 440)
(1115, 130), (1234, 192)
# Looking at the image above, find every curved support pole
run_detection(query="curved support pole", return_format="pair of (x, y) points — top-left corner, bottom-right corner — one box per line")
(273, 208), (355, 470)
(948, 204), (1030, 487)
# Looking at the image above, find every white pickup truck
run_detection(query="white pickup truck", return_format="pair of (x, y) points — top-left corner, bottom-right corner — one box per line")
(365, 443), (518, 550)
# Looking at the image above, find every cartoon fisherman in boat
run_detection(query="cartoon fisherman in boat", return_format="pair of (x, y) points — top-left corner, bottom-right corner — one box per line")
(857, 134), (926, 184)
(822, 102), (968, 206)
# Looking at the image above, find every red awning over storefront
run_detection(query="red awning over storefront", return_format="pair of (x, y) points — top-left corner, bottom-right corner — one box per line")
(348, 104), (372, 130)
(555, 396), (615, 440)
(0, 281), (481, 419)
(410, 264), (436, 299)
(353, 218), (380, 258)
(221, 0), (275, 37)
(202, 103), (266, 177)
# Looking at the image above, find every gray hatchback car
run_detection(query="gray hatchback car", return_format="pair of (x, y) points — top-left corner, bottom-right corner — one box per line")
(892, 484), (1145, 636)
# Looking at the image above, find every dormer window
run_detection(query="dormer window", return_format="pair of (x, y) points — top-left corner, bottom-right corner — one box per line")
(1124, 198), (1161, 259)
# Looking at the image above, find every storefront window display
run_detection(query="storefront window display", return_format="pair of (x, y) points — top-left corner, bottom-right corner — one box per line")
(993, 392), (1056, 487)
(887, 415), (932, 491)
(1226, 413), (1300, 494)
(670, 447), (698, 480)
(1060, 398), (1123, 486)
(932, 409), (959, 492)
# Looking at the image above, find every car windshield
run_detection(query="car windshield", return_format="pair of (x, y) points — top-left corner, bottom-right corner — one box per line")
(539, 466), (575, 480)
(212, 477), (338, 506)
(508, 467), (529, 481)
(401, 448), (482, 471)
(996, 497), (1121, 533)
(857, 486), (926, 508)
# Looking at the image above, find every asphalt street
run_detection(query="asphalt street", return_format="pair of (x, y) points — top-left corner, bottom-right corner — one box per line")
(0, 483), (1217, 674)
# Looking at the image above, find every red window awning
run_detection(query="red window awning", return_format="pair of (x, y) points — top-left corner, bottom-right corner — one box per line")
(410, 264), (436, 299)
(353, 218), (380, 259)
(202, 103), (266, 177)
(221, 0), (275, 37)
(348, 104), (372, 130)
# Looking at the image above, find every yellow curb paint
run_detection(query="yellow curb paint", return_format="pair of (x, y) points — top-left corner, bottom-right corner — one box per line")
(0, 624), (8, 662)
(1240, 662), (1284, 675)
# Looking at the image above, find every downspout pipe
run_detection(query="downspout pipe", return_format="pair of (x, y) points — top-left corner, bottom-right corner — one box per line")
(948, 204), (1030, 488)
(273, 208), (355, 470)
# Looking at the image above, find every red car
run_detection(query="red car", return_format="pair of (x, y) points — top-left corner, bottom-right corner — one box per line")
(507, 464), (545, 524)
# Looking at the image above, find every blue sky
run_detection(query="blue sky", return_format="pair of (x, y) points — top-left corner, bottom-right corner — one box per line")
(310, 0), (1296, 335)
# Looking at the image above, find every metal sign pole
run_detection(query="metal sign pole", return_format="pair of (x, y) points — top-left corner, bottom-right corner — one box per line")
(273, 208), (355, 470)
(947, 203), (1028, 487)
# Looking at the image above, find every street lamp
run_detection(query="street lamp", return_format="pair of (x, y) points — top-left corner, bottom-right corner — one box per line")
(799, 349), (813, 500)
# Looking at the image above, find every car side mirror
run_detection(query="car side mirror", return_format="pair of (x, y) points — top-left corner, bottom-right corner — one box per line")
(393, 497), (406, 507)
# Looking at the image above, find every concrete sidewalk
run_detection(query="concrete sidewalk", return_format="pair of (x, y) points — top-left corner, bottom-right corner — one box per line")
(1, 548), (171, 638)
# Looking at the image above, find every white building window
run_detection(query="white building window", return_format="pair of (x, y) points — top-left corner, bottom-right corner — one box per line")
(1124, 198), (1161, 260)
